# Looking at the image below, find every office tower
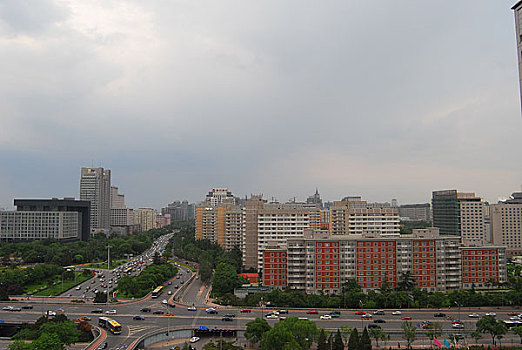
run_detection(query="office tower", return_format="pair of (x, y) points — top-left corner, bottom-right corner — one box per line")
(109, 186), (134, 234)
(513, 1), (522, 109)
(329, 198), (400, 236)
(204, 188), (237, 206)
(1, 198), (91, 242)
(399, 203), (432, 222)
(80, 167), (111, 232)
(162, 200), (190, 221)
(490, 192), (522, 256)
(432, 190), (485, 245)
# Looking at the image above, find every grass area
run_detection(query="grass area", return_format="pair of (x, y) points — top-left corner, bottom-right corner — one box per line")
(30, 274), (92, 296)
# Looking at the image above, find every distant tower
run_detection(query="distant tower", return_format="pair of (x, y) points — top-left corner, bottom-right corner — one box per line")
(306, 188), (323, 208)
(512, 1), (522, 111)
(80, 167), (111, 232)
(391, 199), (399, 208)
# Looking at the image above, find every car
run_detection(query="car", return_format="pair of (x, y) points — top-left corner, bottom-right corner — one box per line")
(355, 310), (366, 315)
(75, 286), (81, 290)
(222, 316), (233, 321)
(374, 319), (386, 323)
(452, 323), (464, 329)
(401, 316), (412, 320)
(10, 307), (21, 312)
(266, 314), (278, 319)
(187, 306), (197, 311)
(153, 310), (165, 315)
(392, 310), (402, 315)
(373, 310), (385, 315)
(206, 308), (218, 314)
(362, 314), (373, 319)
(91, 309), (103, 313)
(176, 276), (180, 279)
(298, 317), (308, 320)
(140, 307), (151, 312)
(330, 311), (341, 317)
(510, 316), (522, 320)
(105, 310), (117, 314)
(168, 281), (172, 285)
(133, 315), (145, 320)
(224, 313), (236, 318)
(320, 315), (332, 320)
(170, 347), (181, 350)
(240, 309), (252, 313)
(55, 309), (66, 314)
(162, 299), (168, 304)
(468, 313), (480, 318)
(168, 291), (172, 295)
(168, 303), (176, 308)
(485, 312), (496, 317)
(46, 310), (56, 316)
(189, 337), (200, 343)
(307, 310), (319, 314)
(279, 310), (289, 314)
(2, 306), (13, 311)
(80, 316), (91, 321)
(368, 324), (381, 329)
(434, 313), (446, 317)
(508, 312), (520, 316)
(175, 285), (179, 289)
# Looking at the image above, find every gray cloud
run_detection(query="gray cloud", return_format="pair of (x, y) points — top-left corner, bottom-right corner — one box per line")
(0, 0), (521, 209)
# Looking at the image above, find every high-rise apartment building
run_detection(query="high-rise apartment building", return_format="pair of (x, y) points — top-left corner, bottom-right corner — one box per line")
(432, 190), (486, 245)
(195, 204), (244, 250)
(162, 200), (190, 221)
(205, 188), (237, 206)
(329, 199), (400, 236)
(80, 167), (111, 232)
(264, 228), (506, 294)
(134, 208), (156, 232)
(491, 192), (522, 257)
(109, 186), (134, 233)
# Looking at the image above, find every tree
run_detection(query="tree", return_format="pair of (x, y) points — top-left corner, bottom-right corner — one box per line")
(476, 315), (506, 346)
(360, 328), (372, 350)
(347, 328), (359, 350)
(340, 325), (353, 346)
(260, 326), (300, 350)
(513, 326), (522, 344)
(212, 262), (241, 295)
(8, 340), (32, 350)
(39, 321), (79, 346)
(277, 317), (319, 349)
(333, 329), (344, 350)
(317, 329), (328, 350)
(470, 331), (483, 345)
(368, 327), (388, 348)
(397, 272), (416, 292)
(245, 318), (271, 345)
(401, 321), (416, 349)
(32, 333), (64, 350)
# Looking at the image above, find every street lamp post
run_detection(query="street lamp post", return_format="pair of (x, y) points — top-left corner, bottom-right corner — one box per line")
(106, 245), (111, 306)
(359, 300), (364, 330)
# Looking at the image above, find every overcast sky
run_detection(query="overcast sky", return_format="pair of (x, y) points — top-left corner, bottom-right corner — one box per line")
(1, 0), (522, 210)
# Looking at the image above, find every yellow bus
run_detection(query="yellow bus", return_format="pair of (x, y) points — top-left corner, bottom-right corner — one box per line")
(151, 285), (164, 298)
(98, 317), (122, 335)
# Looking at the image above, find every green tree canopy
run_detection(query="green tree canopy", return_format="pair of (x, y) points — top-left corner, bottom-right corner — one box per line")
(476, 315), (506, 346)
(245, 318), (271, 345)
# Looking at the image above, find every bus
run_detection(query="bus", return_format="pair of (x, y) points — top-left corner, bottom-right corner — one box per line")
(124, 267), (133, 275)
(98, 317), (122, 335)
(151, 285), (164, 298)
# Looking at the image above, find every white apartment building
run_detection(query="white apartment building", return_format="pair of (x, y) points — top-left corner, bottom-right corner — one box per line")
(257, 208), (310, 271)
(490, 192), (522, 256)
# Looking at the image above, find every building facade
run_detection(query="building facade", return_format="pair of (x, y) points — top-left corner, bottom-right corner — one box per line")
(13, 198), (90, 241)
(80, 167), (111, 232)
(0, 211), (80, 242)
(399, 203), (431, 222)
(490, 192), (522, 256)
(432, 190), (486, 245)
(134, 208), (156, 232)
(263, 228), (504, 294)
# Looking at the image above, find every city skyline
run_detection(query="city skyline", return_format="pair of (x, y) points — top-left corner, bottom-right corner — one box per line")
(1, 1), (521, 209)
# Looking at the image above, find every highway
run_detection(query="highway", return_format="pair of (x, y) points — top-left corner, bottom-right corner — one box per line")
(2, 233), (522, 349)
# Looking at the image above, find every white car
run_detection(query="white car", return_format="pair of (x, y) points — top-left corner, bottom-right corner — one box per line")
(189, 337), (200, 343)
(468, 313), (480, 318)
(75, 286), (81, 290)
(452, 323), (464, 329)
(511, 316), (522, 320)
(485, 312), (496, 317)
(266, 314), (278, 319)
(105, 310), (117, 314)
(392, 311), (402, 315)
(187, 306), (197, 311)
(320, 315), (332, 320)
(162, 300), (168, 304)
(46, 310), (56, 316)
(2, 306), (13, 311)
